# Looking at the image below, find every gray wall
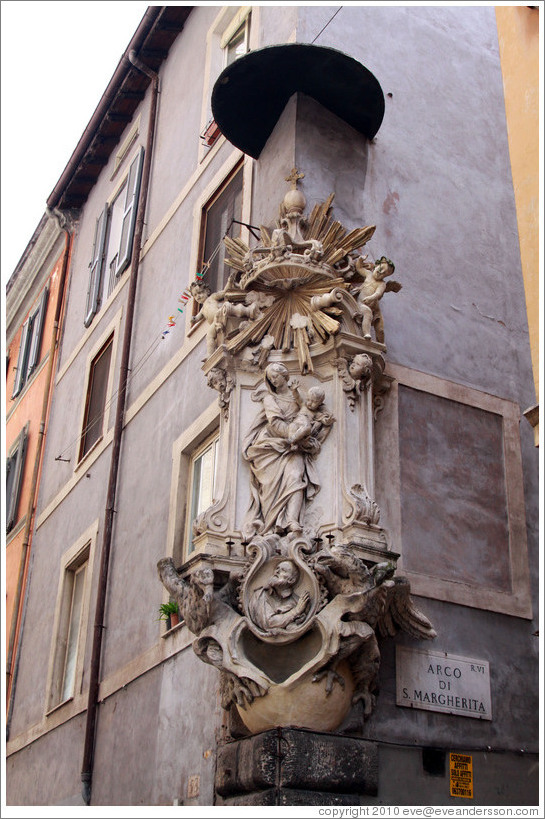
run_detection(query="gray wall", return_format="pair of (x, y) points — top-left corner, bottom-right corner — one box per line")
(7, 5), (538, 806)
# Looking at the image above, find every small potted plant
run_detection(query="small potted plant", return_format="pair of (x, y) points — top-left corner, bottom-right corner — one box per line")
(157, 600), (179, 630)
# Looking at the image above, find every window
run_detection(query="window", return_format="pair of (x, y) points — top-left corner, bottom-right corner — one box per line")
(79, 336), (113, 461)
(197, 166), (243, 297)
(112, 117), (140, 178)
(47, 542), (91, 710)
(186, 434), (219, 555)
(12, 287), (49, 397)
(6, 425), (28, 533)
(59, 561), (87, 702)
(85, 147), (144, 326)
(224, 15), (250, 66)
(199, 8), (252, 155)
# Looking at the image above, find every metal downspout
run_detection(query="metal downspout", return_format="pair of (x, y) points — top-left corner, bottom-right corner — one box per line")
(80, 55), (159, 806)
(6, 223), (72, 738)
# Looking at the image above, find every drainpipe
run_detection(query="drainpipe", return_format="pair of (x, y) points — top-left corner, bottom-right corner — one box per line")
(80, 54), (159, 806)
(6, 220), (72, 737)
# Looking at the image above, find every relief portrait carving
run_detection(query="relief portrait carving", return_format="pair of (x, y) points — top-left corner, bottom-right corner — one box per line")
(247, 559), (310, 634)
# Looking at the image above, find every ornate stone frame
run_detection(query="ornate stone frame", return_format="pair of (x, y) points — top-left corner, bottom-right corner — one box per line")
(380, 362), (532, 619)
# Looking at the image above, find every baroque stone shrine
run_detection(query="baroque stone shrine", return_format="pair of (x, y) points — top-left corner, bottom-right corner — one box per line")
(158, 170), (436, 733)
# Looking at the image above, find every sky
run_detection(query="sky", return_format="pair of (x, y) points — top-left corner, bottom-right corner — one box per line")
(1, 0), (152, 279)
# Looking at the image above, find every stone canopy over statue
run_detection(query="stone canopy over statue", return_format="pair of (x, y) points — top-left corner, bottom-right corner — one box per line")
(158, 170), (434, 733)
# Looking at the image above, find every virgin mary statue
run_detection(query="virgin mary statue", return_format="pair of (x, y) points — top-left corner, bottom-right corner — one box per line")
(241, 363), (333, 542)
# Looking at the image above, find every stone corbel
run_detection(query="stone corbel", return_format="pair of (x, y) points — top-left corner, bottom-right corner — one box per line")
(372, 372), (394, 420)
(207, 366), (235, 420)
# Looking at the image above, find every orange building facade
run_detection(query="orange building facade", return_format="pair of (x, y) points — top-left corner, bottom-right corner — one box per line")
(495, 5), (540, 444)
(5, 215), (71, 707)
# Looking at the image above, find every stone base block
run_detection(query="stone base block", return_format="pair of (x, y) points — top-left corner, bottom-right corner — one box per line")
(221, 788), (364, 806)
(215, 727), (378, 804)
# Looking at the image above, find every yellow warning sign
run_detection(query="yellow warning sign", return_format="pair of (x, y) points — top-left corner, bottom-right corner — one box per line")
(450, 752), (473, 798)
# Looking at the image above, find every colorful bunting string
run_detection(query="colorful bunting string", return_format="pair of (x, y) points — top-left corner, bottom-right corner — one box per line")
(160, 241), (223, 339)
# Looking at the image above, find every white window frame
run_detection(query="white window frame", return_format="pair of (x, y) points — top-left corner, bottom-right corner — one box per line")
(6, 424), (28, 534)
(185, 432), (220, 557)
(45, 522), (97, 714)
(165, 402), (221, 566)
(195, 161), (244, 302)
(186, 152), (253, 341)
(222, 11), (251, 66)
(84, 146), (144, 327)
(111, 116), (141, 180)
(199, 7), (257, 161)
(12, 287), (49, 398)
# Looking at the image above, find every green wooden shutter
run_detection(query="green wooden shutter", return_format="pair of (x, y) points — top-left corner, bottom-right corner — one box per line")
(116, 147), (144, 277)
(27, 287), (49, 376)
(12, 320), (30, 398)
(6, 425), (28, 532)
(84, 205), (109, 327)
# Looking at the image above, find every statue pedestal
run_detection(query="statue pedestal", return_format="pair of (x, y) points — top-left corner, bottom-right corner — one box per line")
(235, 661), (355, 734)
(215, 728), (378, 806)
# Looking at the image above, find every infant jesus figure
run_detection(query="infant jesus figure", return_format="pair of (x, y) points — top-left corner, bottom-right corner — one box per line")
(287, 381), (334, 451)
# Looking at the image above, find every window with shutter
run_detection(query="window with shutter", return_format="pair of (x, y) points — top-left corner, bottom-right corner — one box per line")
(27, 287), (49, 376)
(84, 206), (108, 328)
(116, 147), (144, 277)
(12, 287), (49, 398)
(6, 425), (28, 533)
(84, 147), (144, 326)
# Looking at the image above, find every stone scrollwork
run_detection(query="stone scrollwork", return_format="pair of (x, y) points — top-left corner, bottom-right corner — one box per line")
(158, 536), (436, 730)
(347, 483), (381, 526)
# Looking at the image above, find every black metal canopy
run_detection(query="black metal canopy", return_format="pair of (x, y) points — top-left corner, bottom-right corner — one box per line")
(212, 44), (385, 159)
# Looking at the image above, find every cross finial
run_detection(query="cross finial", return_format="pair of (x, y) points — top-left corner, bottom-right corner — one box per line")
(285, 167), (305, 190)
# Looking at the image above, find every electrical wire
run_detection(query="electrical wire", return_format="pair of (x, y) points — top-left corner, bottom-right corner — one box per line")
(53, 234), (229, 462)
(311, 7), (342, 44)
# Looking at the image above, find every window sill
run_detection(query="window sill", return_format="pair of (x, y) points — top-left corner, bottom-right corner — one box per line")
(7, 354), (50, 421)
(45, 695), (74, 718)
(161, 619), (185, 638)
(187, 310), (205, 333)
(75, 434), (105, 473)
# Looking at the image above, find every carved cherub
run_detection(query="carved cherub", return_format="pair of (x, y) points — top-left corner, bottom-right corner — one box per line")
(335, 354), (373, 411)
(286, 383), (334, 450)
(189, 279), (262, 356)
(207, 366), (234, 419)
(287, 387), (326, 447)
(352, 256), (401, 343)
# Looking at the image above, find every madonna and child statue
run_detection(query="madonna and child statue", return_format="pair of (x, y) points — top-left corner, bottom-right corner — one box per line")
(158, 171), (435, 733)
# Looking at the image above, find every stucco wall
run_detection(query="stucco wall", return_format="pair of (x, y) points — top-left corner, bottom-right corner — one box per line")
(6, 5), (538, 807)
(495, 6), (539, 406)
